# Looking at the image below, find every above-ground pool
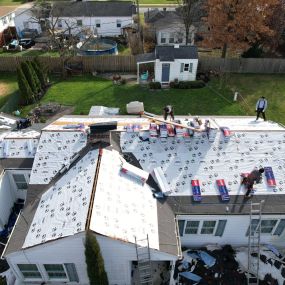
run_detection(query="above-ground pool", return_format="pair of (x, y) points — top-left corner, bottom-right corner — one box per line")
(78, 38), (118, 55)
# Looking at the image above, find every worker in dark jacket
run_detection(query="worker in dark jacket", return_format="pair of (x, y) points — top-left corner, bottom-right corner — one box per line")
(242, 168), (264, 197)
(256, 96), (267, 121)
(163, 105), (174, 121)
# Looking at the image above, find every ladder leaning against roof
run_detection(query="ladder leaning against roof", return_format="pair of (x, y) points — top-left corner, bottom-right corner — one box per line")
(247, 201), (264, 285)
(135, 235), (153, 285)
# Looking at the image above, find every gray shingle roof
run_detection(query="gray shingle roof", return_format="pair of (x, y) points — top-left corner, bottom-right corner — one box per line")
(137, 46), (198, 63)
(156, 45), (198, 61)
(52, 1), (135, 17)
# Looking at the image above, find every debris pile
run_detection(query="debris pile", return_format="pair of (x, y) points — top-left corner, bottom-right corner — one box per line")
(174, 245), (285, 285)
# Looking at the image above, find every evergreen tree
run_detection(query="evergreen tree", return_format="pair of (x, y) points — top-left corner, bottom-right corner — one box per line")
(34, 57), (48, 85)
(17, 66), (35, 105)
(27, 61), (42, 97)
(31, 60), (46, 90)
(85, 231), (109, 285)
(20, 61), (38, 97)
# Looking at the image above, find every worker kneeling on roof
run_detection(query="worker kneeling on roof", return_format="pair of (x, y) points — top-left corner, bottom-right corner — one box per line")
(163, 105), (174, 121)
(242, 168), (264, 198)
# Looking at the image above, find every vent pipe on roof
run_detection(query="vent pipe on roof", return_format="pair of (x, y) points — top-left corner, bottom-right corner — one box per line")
(174, 44), (179, 48)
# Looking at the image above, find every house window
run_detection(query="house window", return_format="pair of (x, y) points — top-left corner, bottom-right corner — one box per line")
(95, 20), (101, 28)
(17, 264), (41, 279)
(181, 219), (227, 236)
(185, 220), (199, 234)
(23, 21), (29, 29)
(77, 19), (82, 27)
(160, 33), (167, 44)
(246, 219), (280, 236)
(180, 63), (193, 73)
(57, 19), (62, 28)
(201, 220), (216, 234)
(116, 19), (122, 28)
(12, 174), (28, 190)
(169, 33), (175, 44)
(44, 264), (67, 279)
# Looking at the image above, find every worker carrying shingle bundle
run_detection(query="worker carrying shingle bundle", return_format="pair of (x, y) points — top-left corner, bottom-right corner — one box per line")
(255, 96), (267, 121)
(163, 105), (174, 121)
(242, 168), (264, 198)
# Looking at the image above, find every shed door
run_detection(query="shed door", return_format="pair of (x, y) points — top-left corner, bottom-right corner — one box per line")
(161, 63), (170, 82)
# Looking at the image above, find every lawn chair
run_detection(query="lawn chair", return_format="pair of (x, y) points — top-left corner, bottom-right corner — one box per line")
(140, 70), (149, 81)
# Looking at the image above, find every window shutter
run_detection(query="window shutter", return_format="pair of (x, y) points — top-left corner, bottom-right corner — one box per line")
(189, 63), (193, 73)
(180, 63), (184, 73)
(64, 263), (79, 282)
(215, 220), (227, 236)
(178, 220), (185, 236)
(246, 219), (260, 236)
(273, 219), (285, 236)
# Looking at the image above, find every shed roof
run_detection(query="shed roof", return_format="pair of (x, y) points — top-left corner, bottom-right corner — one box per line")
(52, 1), (135, 17)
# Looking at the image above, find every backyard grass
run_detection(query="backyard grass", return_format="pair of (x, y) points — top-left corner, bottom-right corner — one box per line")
(0, 0), (23, 5)
(0, 73), (19, 112)
(0, 49), (60, 57)
(1, 73), (285, 125)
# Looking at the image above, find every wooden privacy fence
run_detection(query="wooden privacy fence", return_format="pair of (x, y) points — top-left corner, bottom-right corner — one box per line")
(2, 56), (285, 74)
(199, 57), (285, 73)
(0, 55), (137, 73)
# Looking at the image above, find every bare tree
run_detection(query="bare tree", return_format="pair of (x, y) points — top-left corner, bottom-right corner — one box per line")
(176, 0), (202, 45)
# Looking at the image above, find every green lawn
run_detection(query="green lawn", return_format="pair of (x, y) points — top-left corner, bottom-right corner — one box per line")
(0, 73), (19, 112)
(0, 0), (23, 5)
(0, 49), (60, 57)
(1, 73), (285, 125)
(139, 0), (176, 4)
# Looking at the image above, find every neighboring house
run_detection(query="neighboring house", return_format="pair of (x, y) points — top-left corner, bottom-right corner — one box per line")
(137, 45), (198, 84)
(14, 3), (42, 37)
(1, 114), (285, 285)
(144, 9), (194, 45)
(0, 7), (16, 46)
(51, 1), (136, 37)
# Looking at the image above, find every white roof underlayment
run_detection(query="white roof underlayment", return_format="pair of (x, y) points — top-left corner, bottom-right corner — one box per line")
(0, 131), (40, 158)
(89, 149), (160, 250)
(30, 131), (87, 184)
(120, 117), (285, 197)
(88, 106), (119, 116)
(23, 149), (99, 248)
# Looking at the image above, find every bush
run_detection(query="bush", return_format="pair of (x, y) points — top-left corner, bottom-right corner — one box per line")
(34, 57), (49, 84)
(17, 67), (35, 105)
(0, 277), (7, 285)
(120, 78), (127, 85)
(85, 231), (109, 285)
(149, 81), (161, 89)
(242, 44), (263, 58)
(169, 80), (205, 89)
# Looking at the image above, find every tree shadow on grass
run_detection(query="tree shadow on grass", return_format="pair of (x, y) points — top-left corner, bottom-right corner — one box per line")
(0, 90), (19, 113)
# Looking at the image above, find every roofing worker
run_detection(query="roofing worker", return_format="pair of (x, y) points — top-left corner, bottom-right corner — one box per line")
(163, 105), (174, 121)
(256, 96), (267, 121)
(242, 168), (264, 198)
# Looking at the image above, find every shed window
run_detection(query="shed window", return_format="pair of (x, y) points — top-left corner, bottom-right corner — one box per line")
(273, 219), (285, 236)
(77, 19), (83, 26)
(44, 264), (67, 279)
(64, 263), (79, 282)
(95, 20), (101, 28)
(160, 33), (167, 44)
(116, 19), (122, 28)
(178, 220), (185, 236)
(23, 21), (29, 29)
(18, 264), (41, 279)
(201, 220), (216, 234)
(181, 63), (193, 73)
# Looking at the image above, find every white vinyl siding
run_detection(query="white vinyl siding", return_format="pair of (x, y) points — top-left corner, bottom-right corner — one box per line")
(116, 19), (122, 28)
(178, 215), (285, 248)
(95, 19), (101, 27)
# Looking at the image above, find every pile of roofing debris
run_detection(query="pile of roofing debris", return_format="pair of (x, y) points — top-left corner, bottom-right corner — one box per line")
(174, 245), (285, 285)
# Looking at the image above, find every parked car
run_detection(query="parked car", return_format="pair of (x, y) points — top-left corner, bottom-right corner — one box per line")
(21, 28), (39, 39)
(19, 38), (35, 49)
(2, 39), (22, 52)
